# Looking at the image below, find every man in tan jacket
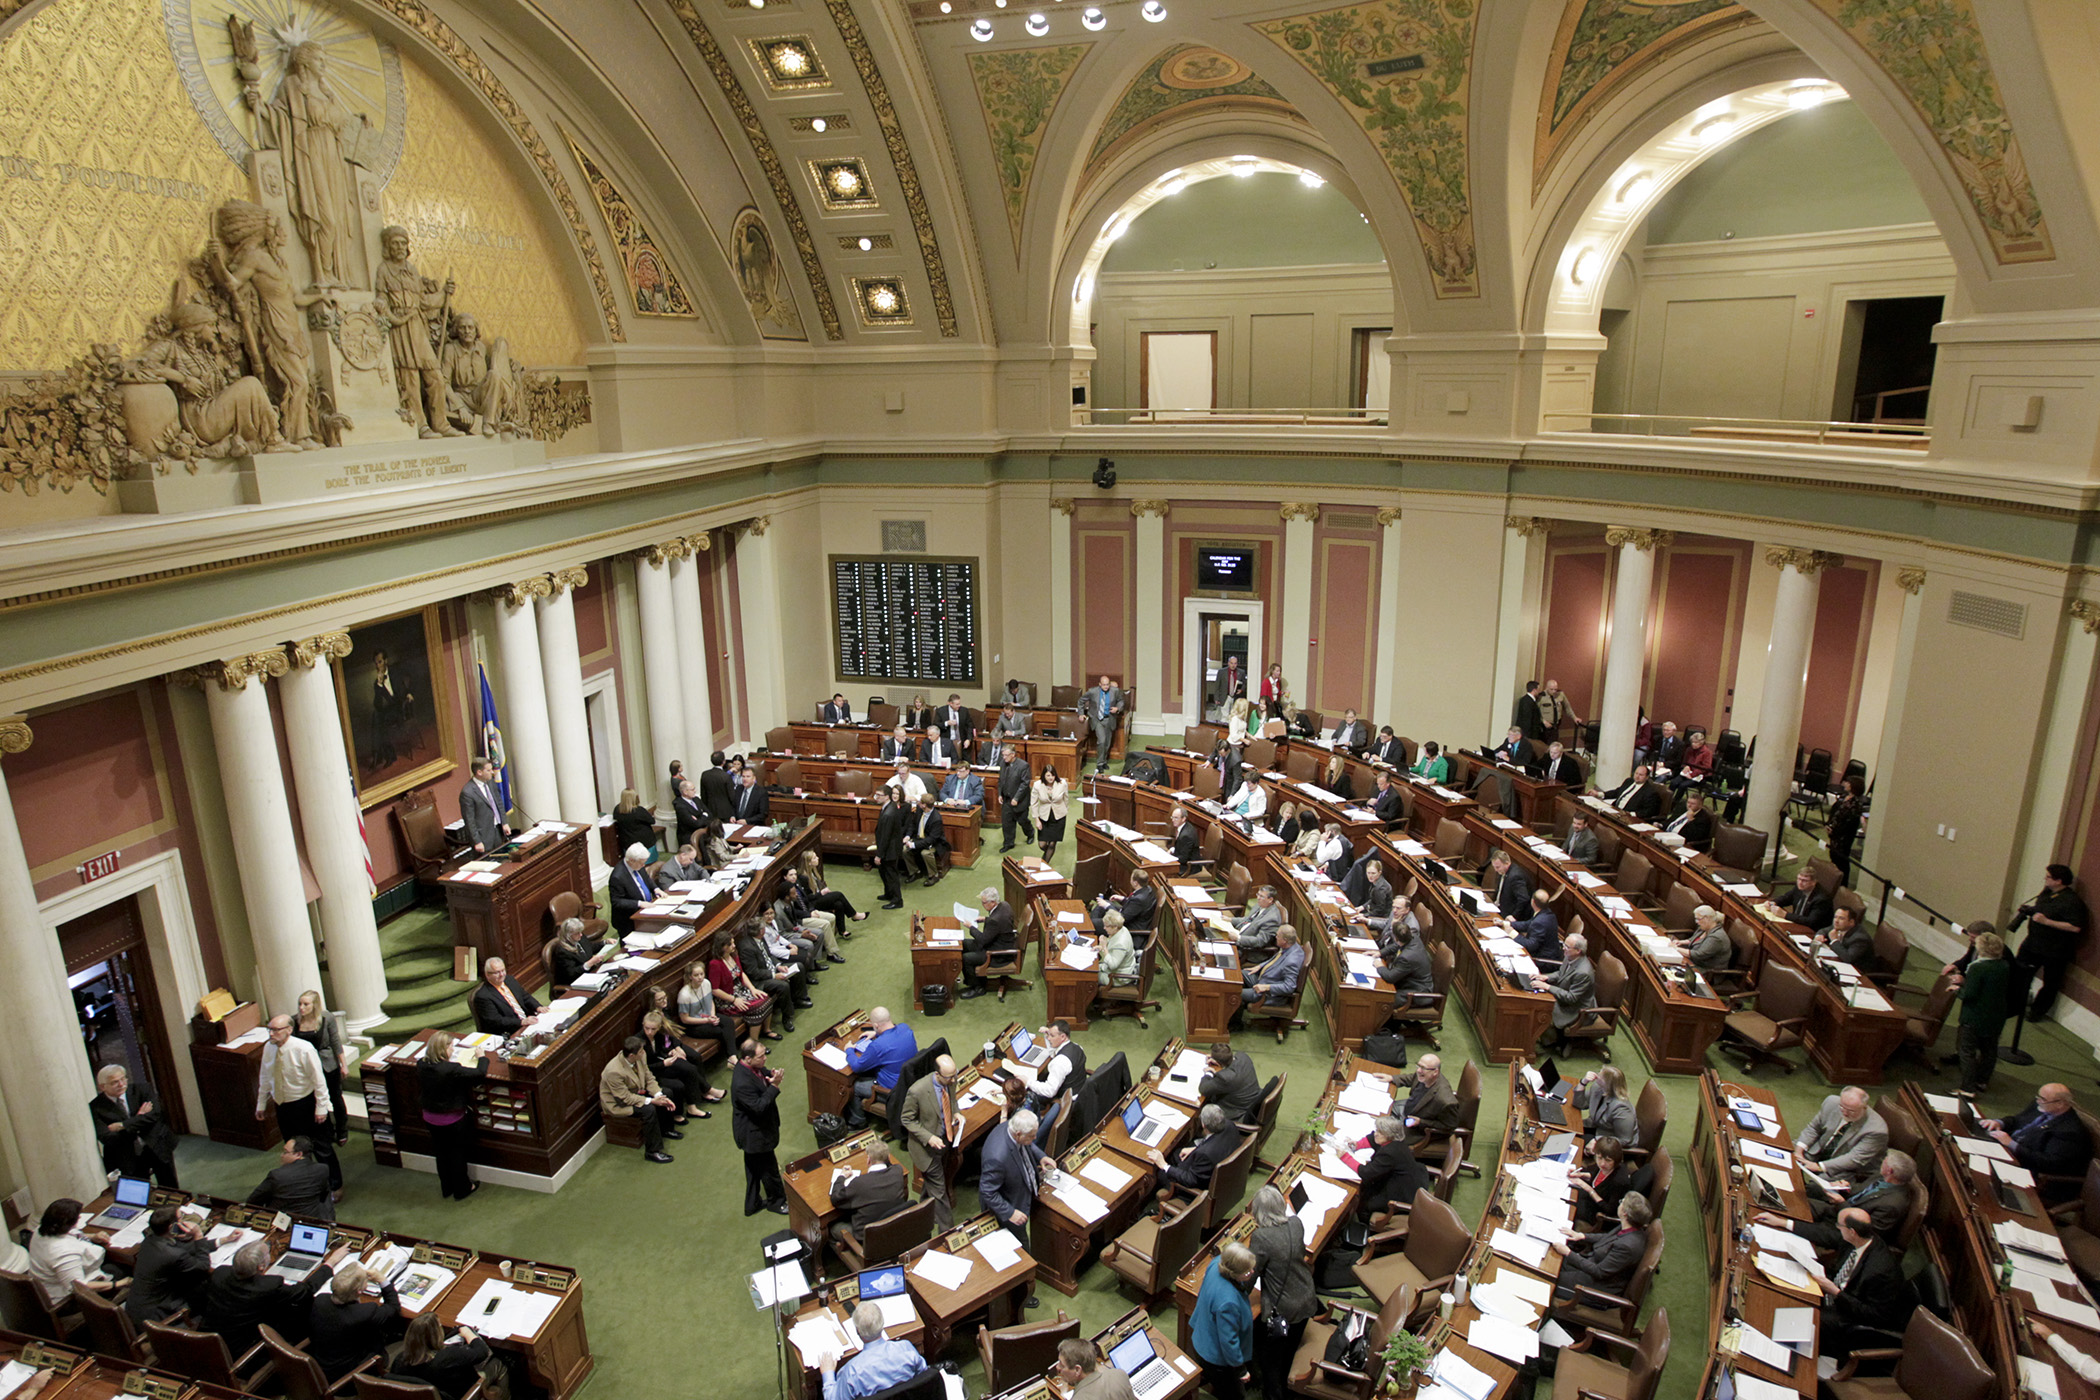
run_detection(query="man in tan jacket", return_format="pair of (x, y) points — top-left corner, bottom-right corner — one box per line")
(899, 1054), (961, 1226)
(600, 1036), (678, 1164)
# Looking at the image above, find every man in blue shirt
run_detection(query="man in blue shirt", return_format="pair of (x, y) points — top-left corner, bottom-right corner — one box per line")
(819, 1302), (927, 1400)
(938, 766), (984, 807)
(843, 1007), (918, 1128)
(1507, 888), (1562, 966)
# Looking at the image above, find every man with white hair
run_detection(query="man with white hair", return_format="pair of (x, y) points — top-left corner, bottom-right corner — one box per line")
(959, 886), (1018, 999)
(1531, 932), (1595, 1055)
(1147, 1103), (1238, 1203)
(982, 1108), (1048, 1308)
(607, 842), (658, 936)
(817, 1301), (928, 1400)
(885, 757), (927, 808)
(1678, 905), (1731, 972)
(91, 1062), (179, 1186)
(1796, 1087), (1889, 1197)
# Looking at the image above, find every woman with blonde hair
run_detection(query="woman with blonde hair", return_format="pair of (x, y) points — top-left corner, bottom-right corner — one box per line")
(418, 1029), (486, 1200)
(294, 989), (352, 1147)
(611, 787), (657, 859)
(639, 1009), (711, 1122)
(1322, 752), (1353, 801)
(1031, 760), (1070, 863)
(674, 965), (738, 1063)
(1227, 697), (1253, 747)
(797, 849), (869, 925)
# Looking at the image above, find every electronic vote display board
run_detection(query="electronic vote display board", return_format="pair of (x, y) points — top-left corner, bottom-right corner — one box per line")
(830, 555), (981, 687)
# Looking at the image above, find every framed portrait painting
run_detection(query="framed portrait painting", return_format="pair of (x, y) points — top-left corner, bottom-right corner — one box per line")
(333, 605), (456, 806)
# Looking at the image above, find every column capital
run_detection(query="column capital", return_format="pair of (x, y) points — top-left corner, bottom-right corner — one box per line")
(177, 651), (293, 692)
(633, 541), (678, 568)
(491, 576), (555, 608)
(287, 632), (352, 669)
(1376, 506), (1403, 527)
(546, 566), (590, 596)
(682, 532), (714, 553)
(1763, 545), (1843, 576)
(0, 716), (29, 754)
(2071, 600), (2100, 634)
(746, 515), (773, 538)
(1049, 497), (1077, 517)
(1896, 567), (1927, 595)
(1278, 502), (1319, 524)
(1504, 515), (1547, 537)
(1603, 526), (1671, 552)
(1129, 499), (1169, 519)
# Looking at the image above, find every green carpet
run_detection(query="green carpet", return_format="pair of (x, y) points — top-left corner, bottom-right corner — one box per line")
(159, 736), (2090, 1399)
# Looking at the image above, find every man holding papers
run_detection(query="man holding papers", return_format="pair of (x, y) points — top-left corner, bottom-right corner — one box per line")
(1812, 1207), (1914, 1359)
(828, 1140), (910, 1252)
(817, 1303), (929, 1400)
(1230, 886), (1283, 954)
(1354, 1116), (1430, 1220)
(899, 1055), (962, 1225)
(1796, 1088), (1888, 1197)
(1532, 933), (1595, 1055)
(1146, 1103), (1238, 1203)
(958, 887), (1019, 998)
(1550, 1192), (1652, 1301)
(1761, 1150), (1916, 1247)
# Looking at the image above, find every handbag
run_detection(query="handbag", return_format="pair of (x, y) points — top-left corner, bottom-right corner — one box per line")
(1322, 1309), (1370, 1371)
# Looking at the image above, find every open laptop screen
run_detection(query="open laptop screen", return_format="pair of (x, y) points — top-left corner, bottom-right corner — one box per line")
(286, 1223), (329, 1255)
(859, 1266), (907, 1300)
(1108, 1330), (1158, 1375)
(112, 1177), (150, 1207)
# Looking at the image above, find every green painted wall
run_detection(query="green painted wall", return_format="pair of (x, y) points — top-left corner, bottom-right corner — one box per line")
(1643, 101), (1932, 245)
(1099, 172), (1387, 272)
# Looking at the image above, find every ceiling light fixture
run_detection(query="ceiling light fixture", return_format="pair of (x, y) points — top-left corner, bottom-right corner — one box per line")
(1690, 113), (1737, 144)
(1025, 12), (1048, 35)
(857, 237), (873, 251)
(939, 1), (951, 9)
(1081, 7), (1105, 29)
(971, 17), (993, 39)
(810, 117), (827, 133)
(1298, 169), (1324, 188)
(1230, 157), (1258, 177)
(1156, 177), (1187, 196)
(1613, 171), (1652, 205)
(1569, 249), (1596, 286)
(1141, 0), (1166, 20)
(773, 44), (809, 76)
(1786, 80), (1836, 109)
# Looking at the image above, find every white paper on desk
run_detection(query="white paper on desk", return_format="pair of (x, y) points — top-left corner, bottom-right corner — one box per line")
(2026, 1290), (2100, 1331)
(1994, 1159), (2038, 1189)
(1319, 1148), (1362, 1182)
(1489, 1228), (1551, 1269)
(1056, 911), (1087, 925)
(1131, 841), (1174, 864)
(1193, 966), (1229, 981)
(1180, 887), (1216, 905)
(1081, 1157), (1133, 1193)
(1339, 1081), (1396, 1117)
(1732, 1374), (1803, 1400)
(1470, 1281), (1542, 1327)
(1157, 1050), (1212, 1102)
(1754, 1253), (1814, 1293)
(972, 1230), (1024, 1273)
(1742, 1142), (1793, 1168)
(790, 1314), (858, 1366)
(1467, 1315), (1541, 1365)
(107, 1214), (151, 1249)
(1052, 1182), (1109, 1223)
(1964, 1136), (2014, 1163)
(1198, 940), (1235, 957)
(2015, 1254), (2079, 1286)
(606, 955), (657, 972)
(911, 1249), (975, 1291)
(206, 1224), (263, 1268)
(1060, 945), (1098, 970)
(1429, 1349), (1497, 1400)
(227, 1025), (271, 1048)
(1919, 1092), (1961, 1115)
(951, 902), (978, 926)
(811, 1042), (851, 1072)
(1571, 872), (1605, 889)
(869, 1292), (917, 1330)
(393, 1263), (454, 1314)
(1496, 1271), (1553, 1308)
(1143, 1100), (1191, 1134)
(1722, 882), (1764, 897)
(0, 1361), (41, 1400)
(1751, 1225), (1817, 1269)
(1734, 1323), (1795, 1374)
(1999, 1219), (2069, 1261)
(461, 1280), (519, 1336)
(2020, 1356), (2066, 1400)
(2013, 1266), (2075, 1299)
(504, 1289), (560, 1338)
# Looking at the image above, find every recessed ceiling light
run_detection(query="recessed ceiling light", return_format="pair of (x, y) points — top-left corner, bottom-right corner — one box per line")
(774, 44), (809, 76)
(1141, 0), (1166, 20)
(1569, 249), (1596, 285)
(1298, 169), (1323, 188)
(810, 117), (827, 133)
(749, 0), (764, 8)
(829, 167), (862, 196)
(1081, 7), (1105, 29)
(939, 1), (951, 9)
(1690, 113), (1737, 144)
(971, 17), (993, 39)
(868, 286), (899, 314)
(1614, 172), (1653, 205)
(857, 237), (873, 251)
(1024, 12), (1048, 34)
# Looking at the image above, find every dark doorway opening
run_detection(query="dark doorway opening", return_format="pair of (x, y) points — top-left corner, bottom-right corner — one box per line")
(63, 896), (188, 1134)
(1842, 295), (1942, 424)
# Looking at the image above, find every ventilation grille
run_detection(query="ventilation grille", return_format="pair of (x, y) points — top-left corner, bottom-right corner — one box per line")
(880, 520), (927, 553)
(1947, 589), (2026, 640)
(1326, 511), (1377, 531)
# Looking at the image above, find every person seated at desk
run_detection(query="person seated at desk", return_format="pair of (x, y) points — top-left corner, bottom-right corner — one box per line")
(1797, 1087), (1888, 1194)
(1673, 729), (1716, 790)
(1146, 1103), (1239, 1205)
(1768, 868), (1834, 931)
(389, 1313), (492, 1400)
(249, 1134), (335, 1220)
(920, 725), (960, 768)
(469, 958), (539, 1037)
(1400, 1056), (1459, 1143)
(459, 755), (511, 854)
(600, 1035), (680, 1164)
(1094, 868), (1159, 942)
(1761, 1150), (1916, 1249)
(1649, 722), (1686, 775)
(993, 704), (1030, 741)
(1550, 1192), (1653, 1302)
(1507, 887), (1562, 966)
(1378, 922), (1435, 1008)
(1371, 726), (1408, 769)
(1533, 932), (1596, 1056)
(1564, 810), (1601, 866)
(1340, 849), (1379, 907)
(901, 695), (933, 734)
(1483, 849), (1532, 920)
(959, 887), (1019, 1000)
(1660, 787), (1715, 852)
(829, 1139), (911, 1251)
(1056, 1338), (1138, 1400)
(1572, 1136), (1635, 1230)
(1319, 752), (1351, 802)
(308, 1264), (403, 1381)
(608, 843), (660, 937)
(1572, 1066), (1636, 1145)
(730, 768), (770, 827)
(1331, 708), (1369, 754)
(1225, 771), (1267, 825)
(27, 1200), (115, 1308)
(1232, 885), (1284, 954)
(1315, 822), (1351, 884)
(1094, 910), (1139, 989)
(1370, 770), (1406, 829)
(1014, 1019), (1087, 1119)
(1360, 860), (1398, 935)
(1811, 1207), (1915, 1361)
(1677, 904), (1731, 973)
(1815, 905), (1875, 969)
(844, 1007), (917, 1128)
(1354, 1115), (1430, 1221)
(884, 757), (928, 810)
(1486, 726), (1529, 768)
(1410, 740), (1449, 785)
(818, 1301), (929, 1400)
(126, 1206), (209, 1323)
(1003, 679), (1033, 710)
(1529, 740), (1585, 793)
(1168, 805), (1200, 875)
(549, 916), (614, 987)
(203, 1238), (345, 1357)
(611, 788), (657, 860)
(1239, 925), (1306, 1012)
(880, 725), (915, 762)
(1277, 802), (1321, 859)
(656, 841), (709, 892)
(1198, 1041), (1262, 1124)
(1983, 1083), (2097, 1181)
(1598, 764), (1665, 821)
(938, 765), (983, 807)
(821, 693), (853, 724)
(895, 794), (943, 889)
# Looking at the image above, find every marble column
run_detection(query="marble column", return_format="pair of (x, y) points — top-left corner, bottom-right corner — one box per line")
(279, 635), (388, 1032)
(1490, 516), (1548, 739)
(1594, 527), (1670, 787)
(0, 718), (106, 1201)
(1132, 501), (1167, 729)
(535, 568), (598, 825)
(1279, 504), (1318, 716)
(1743, 547), (1841, 846)
(186, 653), (325, 1017)
(735, 518), (786, 740)
(1049, 500), (1075, 690)
(1372, 507), (1404, 724)
(669, 537), (716, 761)
(490, 578), (562, 823)
(632, 546), (688, 786)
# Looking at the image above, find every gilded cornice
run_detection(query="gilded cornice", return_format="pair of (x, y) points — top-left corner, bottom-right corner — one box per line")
(1896, 567), (1927, 595)
(1278, 502), (1320, 524)
(822, 0), (958, 338)
(2071, 600), (2100, 635)
(1129, 500), (1169, 519)
(664, 0), (843, 341)
(682, 532), (714, 553)
(288, 632), (352, 669)
(1764, 545), (1842, 575)
(1603, 525), (1670, 552)
(0, 715), (29, 754)
(178, 650), (292, 692)
(1504, 515), (1546, 536)
(746, 515), (773, 537)
(492, 576), (556, 607)
(1050, 498), (1077, 517)
(1376, 506), (1403, 527)
(547, 566), (590, 594)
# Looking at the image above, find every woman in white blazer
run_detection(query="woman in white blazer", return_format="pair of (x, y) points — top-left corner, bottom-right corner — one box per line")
(1031, 762), (1070, 863)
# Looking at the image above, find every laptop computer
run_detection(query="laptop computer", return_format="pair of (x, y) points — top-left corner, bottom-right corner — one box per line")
(1107, 1328), (1178, 1400)
(88, 1177), (151, 1230)
(1538, 1059), (1575, 1100)
(265, 1222), (331, 1282)
(1009, 1027), (1049, 1068)
(859, 1265), (907, 1300)
(1122, 1097), (1169, 1148)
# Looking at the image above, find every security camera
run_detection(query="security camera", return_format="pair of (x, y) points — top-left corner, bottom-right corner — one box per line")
(1092, 457), (1117, 490)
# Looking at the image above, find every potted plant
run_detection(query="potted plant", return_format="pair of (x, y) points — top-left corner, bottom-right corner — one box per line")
(1380, 1330), (1433, 1397)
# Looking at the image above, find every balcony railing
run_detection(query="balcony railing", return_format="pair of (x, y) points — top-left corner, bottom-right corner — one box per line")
(1074, 407), (1387, 427)
(1541, 411), (1930, 449)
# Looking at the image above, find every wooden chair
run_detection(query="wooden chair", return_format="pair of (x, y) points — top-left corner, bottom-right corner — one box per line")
(258, 1324), (380, 1399)
(1070, 853), (1110, 907)
(1719, 963), (1817, 1074)
(1190, 766), (1222, 803)
(974, 1312), (1080, 1395)
(981, 945), (1033, 1002)
(1560, 953), (1629, 1061)
(1551, 1304), (1669, 1400)
(1243, 965), (1309, 1043)
(1710, 919), (1761, 996)
(2049, 1162), (2100, 1295)
(831, 770), (874, 798)
(1094, 939), (1161, 1029)
(1414, 1060), (1481, 1181)
(1218, 863), (1253, 917)
(354, 1376), (486, 1400)
(1056, 713), (1088, 742)
(1103, 1190), (1210, 1307)
(1554, 1222), (1663, 1339)
(1825, 1305), (1992, 1400)
(391, 789), (459, 894)
(1888, 972), (1958, 1071)
(1627, 1080), (1666, 1163)
(833, 1198), (938, 1274)
(764, 726), (795, 754)
(69, 1283), (148, 1363)
(2037, 1108), (2100, 1207)
(1388, 943), (1454, 1048)
(1051, 685), (1083, 709)
(1197, 1132), (1260, 1227)
(0, 1268), (72, 1341)
(1352, 1193), (1470, 1312)
(1243, 738), (1278, 771)
(1289, 1277), (1420, 1400)
(868, 702), (899, 730)
(772, 757), (805, 791)
(142, 1319), (271, 1391)
(1195, 824), (1227, 885)
(1245, 1073), (1288, 1164)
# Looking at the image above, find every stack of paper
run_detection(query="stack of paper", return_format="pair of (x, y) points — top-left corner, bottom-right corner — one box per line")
(1338, 1079), (1396, 1116)
(1058, 944), (1097, 970)
(1488, 1228), (1551, 1269)
(1426, 1349), (1497, 1400)
(1051, 1182), (1108, 1223)
(1466, 1315), (1540, 1365)
(1754, 1253), (1814, 1293)
(1292, 1173), (1349, 1229)
(911, 1249), (975, 1291)
(811, 1042), (851, 1071)
(1999, 1219), (2069, 1261)
(789, 1313), (859, 1365)
(206, 1224), (263, 1268)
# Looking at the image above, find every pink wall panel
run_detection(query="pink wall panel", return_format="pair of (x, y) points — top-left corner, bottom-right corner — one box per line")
(1076, 530), (1134, 687)
(1313, 538), (1376, 715)
(1800, 562), (1876, 761)
(1646, 545), (1747, 735)
(11, 691), (163, 870)
(1540, 546), (1611, 719)
(573, 569), (611, 660)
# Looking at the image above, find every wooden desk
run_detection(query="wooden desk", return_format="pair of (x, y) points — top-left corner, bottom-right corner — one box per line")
(432, 1256), (592, 1400)
(903, 1214), (1039, 1358)
(765, 753), (1008, 828)
(1074, 820), (1179, 904)
(186, 1032), (279, 1151)
(440, 823), (593, 993)
(1271, 863), (1388, 1050)
(783, 1126), (890, 1262)
(1003, 856), (1069, 965)
(1032, 1136), (1157, 1295)
(909, 915), (967, 1012)
(1375, 841), (1556, 1062)
(1063, 1310), (1201, 1400)
(1037, 898), (1100, 1030)
(802, 1009), (875, 1122)
(1454, 749), (1566, 825)
(784, 1278), (929, 1400)
(771, 790), (985, 870)
(1157, 879), (1242, 1041)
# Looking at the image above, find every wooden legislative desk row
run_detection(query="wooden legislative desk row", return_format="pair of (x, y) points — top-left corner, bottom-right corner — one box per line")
(1270, 861), (1389, 1052)
(798, 1015), (1020, 1145)
(785, 723), (1086, 782)
(74, 1183), (590, 1400)
(982, 1308), (1202, 1400)
(440, 823), (596, 995)
(765, 786), (984, 869)
(761, 749), (1010, 828)
(1575, 797), (1908, 1082)
(371, 824), (822, 1184)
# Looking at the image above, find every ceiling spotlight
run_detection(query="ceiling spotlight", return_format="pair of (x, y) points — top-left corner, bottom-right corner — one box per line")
(773, 44), (809, 76)
(1025, 12), (1048, 34)
(857, 237), (873, 251)
(1569, 249), (1596, 286)
(995, 0), (1007, 8)
(828, 166), (863, 196)
(1297, 169), (1323, 188)
(1081, 7), (1105, 29)
(939, 1), (951, 9)
(867, 286), (899, 314)
(971, 17), (993, 38)
(810, 117), (827, 133)
(749, 0), (764, 7)
(1787, 80), (1837, 109)
(1140, 0), (1166, 19)
(1230, 157), (1258, 177)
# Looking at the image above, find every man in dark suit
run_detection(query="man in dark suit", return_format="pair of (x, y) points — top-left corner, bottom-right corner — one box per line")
(733, 1040), (788, 1215)
(1354, 1115), (1430, 1218)
(874, 785), (906, 909)
(828, 1139), (910, 1250)
(1509, 888), (1562, 966)
(125, 1206), (211, 1323)
(730, 768), (769, 826)
(1602, 764), (1665, 820)
(307, 1261), (402, 1380)
(981, 1111), (1048, 1259)
(1534, 933), (1596, 1054)
(202, 1238), (344, 1355)
(1661, 787), (1715, 852)
(938, 767), (984, 807)
(1331, 709), (1369, 753)
(469, 958), (540, 1036)
(821, 693), (852, 724)
(1514, 682), (1546, 743)
(1371, 726), (1408, 769)
(1530, 741), (1585, 793)
(1379, 922), (1435, 1004)
(248, 1136), (335, 1220)
(880, 726), (916, 762)
(1371, 771), (1406, 829)
(1814, 1207), (1915, 1359)
(899, 1054), (962, 1225)
(607, 844), (658, 935)
(959, 888), (1018, 999)
(1484, 850), (1532, 920)
(1985, 1083), (2097, 1180)
(1771, 869), (1834, 931)
(1820, 906), (1876, 968)
(1486, 726), (1528, 767)
(1761, 1150), (1916, 1249)
(919, 727), (955, 768)
(997, 744), (1034, 851)
(672, 778), (707, 849)
(1401, 1055), (1460, 1143)
(1552, 1193), (1653, 1302)
(1198, 1042), (1262, 1124)
(1169, 806), (1200, 875)
(458, 756), (509, 854)
(1147, 1103), (1238, 1199)
(1649, 722), (1686, 774)
(91, 1064), (179, 1186)
(700, 750), (735, 823)
(905, 794), (947, 885)
(1116, 869), (1160, 935)
(940, 694), (975, 749)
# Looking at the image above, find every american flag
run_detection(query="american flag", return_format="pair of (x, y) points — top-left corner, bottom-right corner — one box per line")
(351, 766), (374, 896)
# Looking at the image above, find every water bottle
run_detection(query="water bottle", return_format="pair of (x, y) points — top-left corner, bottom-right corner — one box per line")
(1451, 1274), (1467, 1309)
(1439, 1291), (1454, 1321)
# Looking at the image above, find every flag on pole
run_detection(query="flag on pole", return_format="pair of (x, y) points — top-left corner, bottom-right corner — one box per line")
(351, 768), (375, 896)
(477, 664), (511, 816)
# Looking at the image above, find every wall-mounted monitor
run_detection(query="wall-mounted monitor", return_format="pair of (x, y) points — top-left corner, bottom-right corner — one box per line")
(1196, 546), (1256, 592)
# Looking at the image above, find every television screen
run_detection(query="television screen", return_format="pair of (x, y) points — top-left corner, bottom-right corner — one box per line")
(1196, 547), (1255, 591)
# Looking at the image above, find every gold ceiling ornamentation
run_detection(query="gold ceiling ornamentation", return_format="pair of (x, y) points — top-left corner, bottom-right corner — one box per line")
(1763, 545), (1842, 574)
(2071, 600), (2100, 634)
(748, 35), (830, 91)
(1085, 45), (1298, 180)
(747, 514), (773, 536)
(559, 128), (698, 319)
(1130, 500), (1169, 518)
(1255, 0), (1484, 300)
(492, 575), (555, 607)
(1505, 515), (1547, 536)
(523, 374), (593, 443)
(1896, 567), (1927, 595)
(187, 649), (292, 691)
(1278, 502), (1320, 524)
(289, 631), (353, 669)
(664, 0), (843, 341)
(809, 156), (880, 211)
(1604, 525), (1671, 551)
(851, 276), (912, 327)
(684, 532), (714, 552)
(965, 42), (1091, 254)
(821, 0), (959, 337)
(0, 715), (31, 754)
(547, 566), (589, 594)
(1050, 498), (1077, 517)
(1377, 506), (1403, 527)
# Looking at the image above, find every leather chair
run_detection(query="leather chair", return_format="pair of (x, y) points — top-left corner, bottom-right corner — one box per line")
(1889, 972), (1958, 1071)
(1190, 766), (1223, 803)
(834, 1198), (938, 1274)
(1051, 685), (1083, 709)
(1805, 857), (1843, 899)
(1183, 725), (1214, 753)
(1196, 823), (1227, 884)
(831, 771), (874, 798)
(1245, 1073), (1288, 1164)
(1627, 1080), (1666, 1163)
(1218, 863), (1254, 917)
(1243, 738), (1277, 771)
(1094, 938), (1161, 1028)
(1056, 713), (1088, 742)
(392, 789), (459, 892)
(1554, 1222), (1662, 1339)
(1552, 1304), (1669, 1400)
(1103, 1190), (1209, 1307)
(1878, 1096), (1924, 1165)
(1388, 943), (1454, 1048)
(1352, 1193), (1470, 1311)
(1866, 922), (1909, 989)
(1071, 853), (1110, 907)
(1290, 1276), (1420, 1400)
(1719, 963), (1817, 1073)
(1711, 919), (1761, 995)
(1414, 1060), (1481, 1181)
(974, 1312), (1080, 1394)
(764, 726), (795, 754)
(1039, 1089), (1077, 1158)
(69, 1282), (148, 1363)
(1195, 1132), (1260, 1227)
(1243, 961), (1309, 1043)
(871, 1038), (948, 1140)
(1285, 751), (1320, 787)
(259, 1323), (380, 1399)
(1825, 1304), (1991, 1400)
(142, 1318), (270, 1391)
(548, 889), (609, 946)
(1656, 883), (1699, 937)
(1892, 1174), (1929, 1254)
(2037, 1108), (2100, 1207)
(981, 943), (1033, 1002)
(1612, 851), (1663, 913)
(1633, 1146), (1673, 1218)
(772, 757), (805, 791)
(2049, 1161), (2100, 1294)
(868, 702), (899, 730)
(1068, 1052), (1131, 1138)
(824, 730), (857, 757)
(355, 1377), (486, 1400)
(0, 1268), (72, 1341)
(1561, 953), (1629, 1061)
(1433, 818), (1469, 862)
(1709, 822), (1767, 880)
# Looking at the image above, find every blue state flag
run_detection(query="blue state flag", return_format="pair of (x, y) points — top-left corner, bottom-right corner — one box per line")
(477, 664), (512, 816)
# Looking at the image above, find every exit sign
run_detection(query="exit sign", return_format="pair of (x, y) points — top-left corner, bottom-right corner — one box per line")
(78, 850), (121, 883)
